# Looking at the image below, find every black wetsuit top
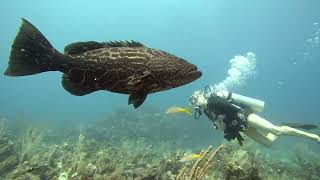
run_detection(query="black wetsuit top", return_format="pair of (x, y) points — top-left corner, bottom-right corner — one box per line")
(204, 95), (249, 146)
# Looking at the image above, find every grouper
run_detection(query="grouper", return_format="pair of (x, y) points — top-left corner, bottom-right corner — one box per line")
(4, 18), (202, 108)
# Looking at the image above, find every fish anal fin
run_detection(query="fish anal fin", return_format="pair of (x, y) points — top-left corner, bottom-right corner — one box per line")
(62, 74), (95, 96)
(64, 41), (106, 55)
(128, 92), (147, 108)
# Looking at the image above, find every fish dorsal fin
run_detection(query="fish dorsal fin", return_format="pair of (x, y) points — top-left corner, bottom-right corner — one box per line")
(64, 41), (145, 55)
(104, 40), (145, 48)
(61, 73), (95, 96)
(64, 41), (106, 55)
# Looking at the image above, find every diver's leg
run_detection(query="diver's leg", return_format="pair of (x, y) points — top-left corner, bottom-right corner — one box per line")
(247, 114), (283, 134)
(278, 126), (320, 142)
(247, 114), (320, 143)
(244, 126), (278, 147)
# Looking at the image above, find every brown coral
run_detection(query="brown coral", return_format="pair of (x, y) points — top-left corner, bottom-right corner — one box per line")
(177, 144), (224, 180)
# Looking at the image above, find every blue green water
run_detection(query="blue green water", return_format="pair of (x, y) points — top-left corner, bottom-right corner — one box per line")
(0, 0), (319, 122)
(0, 1), (319, 120)
(0, 1), (320, 179)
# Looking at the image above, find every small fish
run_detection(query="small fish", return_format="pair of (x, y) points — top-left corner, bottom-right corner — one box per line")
(166, 106), (192, 116)
(4, 18), (202, 108)
(179, 153), (201, 162)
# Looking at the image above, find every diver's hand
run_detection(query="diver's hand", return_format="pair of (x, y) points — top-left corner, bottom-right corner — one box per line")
(224, 132), (244, 146)
(236, 133), (244, 146)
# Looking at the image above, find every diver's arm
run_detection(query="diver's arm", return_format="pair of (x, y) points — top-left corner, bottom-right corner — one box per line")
(203, 108), (214, 121)
(203, 109), (219, 129)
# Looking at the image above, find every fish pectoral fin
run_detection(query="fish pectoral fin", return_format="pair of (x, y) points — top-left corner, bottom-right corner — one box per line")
(128, 92), (148, 108)
(62, 74), (95, 96)
(64, 41), (106, 55)
(127, 70), (153, 87)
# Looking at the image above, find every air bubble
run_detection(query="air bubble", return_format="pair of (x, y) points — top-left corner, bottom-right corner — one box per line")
(300, 22), (320, 60)
(314, 36), (319, 44)
(211, 52), (256, 91)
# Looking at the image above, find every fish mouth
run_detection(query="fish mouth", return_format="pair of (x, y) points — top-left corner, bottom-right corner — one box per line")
(187, 66), (202, 81)
(163, 65), (202, 89)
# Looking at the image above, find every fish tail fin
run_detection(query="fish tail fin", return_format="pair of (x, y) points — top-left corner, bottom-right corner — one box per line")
(4, 18), (59, 76)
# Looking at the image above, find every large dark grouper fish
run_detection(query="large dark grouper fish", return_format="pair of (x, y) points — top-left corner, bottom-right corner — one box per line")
(4, 18), (202, 108)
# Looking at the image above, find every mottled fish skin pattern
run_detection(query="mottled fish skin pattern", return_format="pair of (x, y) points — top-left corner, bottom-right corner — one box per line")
(62, 44), (201, 95)
(4, 18), (202, 108)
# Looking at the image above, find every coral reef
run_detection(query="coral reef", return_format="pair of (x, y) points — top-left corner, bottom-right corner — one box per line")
(0, 108), (319, 179)
(177, 144), (224, 180)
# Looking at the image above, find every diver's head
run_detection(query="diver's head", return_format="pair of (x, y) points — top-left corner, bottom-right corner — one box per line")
(189, 90), (208, 119)
(189, 90), (208, 109)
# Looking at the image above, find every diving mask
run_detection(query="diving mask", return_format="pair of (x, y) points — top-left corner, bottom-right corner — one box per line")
(189, 90), (207, 119)
(189, 91), (204, 106)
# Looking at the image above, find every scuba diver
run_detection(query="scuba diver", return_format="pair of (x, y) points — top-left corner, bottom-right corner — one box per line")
(189, 87), (320, 146)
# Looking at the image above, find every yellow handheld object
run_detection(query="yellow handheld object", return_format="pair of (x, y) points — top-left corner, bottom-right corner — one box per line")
(166, 106), (192, 116)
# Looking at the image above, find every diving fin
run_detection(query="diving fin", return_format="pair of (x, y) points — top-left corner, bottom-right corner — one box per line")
(282, 122), (318, 130)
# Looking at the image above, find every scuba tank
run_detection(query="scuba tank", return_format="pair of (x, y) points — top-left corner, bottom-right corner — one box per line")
(215, 90), (265, 113)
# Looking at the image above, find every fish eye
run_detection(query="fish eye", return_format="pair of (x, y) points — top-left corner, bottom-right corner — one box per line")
(179, 58), (188, 62)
